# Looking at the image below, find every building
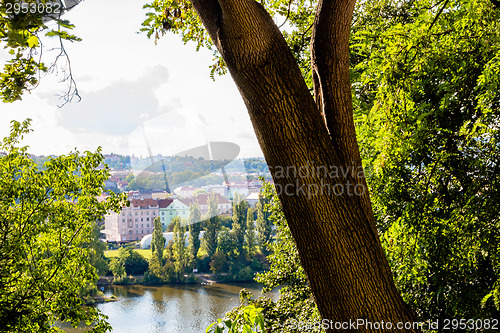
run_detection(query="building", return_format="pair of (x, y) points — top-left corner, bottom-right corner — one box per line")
(201, 184), (229, 197)
(189, 193), (232, 216)
(244, 192), (259, 207)
(174, 186), (199, 198)
(103, 198), (170, 242)
(159, 199), (190, 229)
(224, 181), (262, 199)
(139, 231), (205, 249)
(104, 194), (233, 242)
(152, 190), (170, 199)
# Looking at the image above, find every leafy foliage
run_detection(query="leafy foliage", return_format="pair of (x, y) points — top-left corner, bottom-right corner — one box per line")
(172, 217), (190, 280)
(202, 194), (220, 258)
(0, 119), (126, 332)
(232, 193), (248, 257)
(206, 304), (265, 333)
(115, 247), (149, 276)
(188, 202), (202, 261)
(351, 0), (500, 320)
(255, 191), (272, 255)
(245, 207), (257, 257)
(88, 222), (110, 276)
(147, 216), (168, 281)
(0, 1), (81, 103)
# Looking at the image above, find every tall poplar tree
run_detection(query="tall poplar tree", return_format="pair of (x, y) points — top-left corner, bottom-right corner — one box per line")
(256, 193), (272, 255)
(231, 193), (247, 256)
(202, 194), (220, 259)
(188, 202), (202, 261)
(245, 207), (256, 257)
(150, 217), (166, 269)
(172, 217), (189, 281)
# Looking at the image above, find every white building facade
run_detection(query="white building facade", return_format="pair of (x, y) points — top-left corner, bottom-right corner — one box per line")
(104, 198), (170, 242)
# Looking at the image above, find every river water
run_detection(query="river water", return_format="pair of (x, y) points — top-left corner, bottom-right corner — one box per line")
(62, 282), (275, 333)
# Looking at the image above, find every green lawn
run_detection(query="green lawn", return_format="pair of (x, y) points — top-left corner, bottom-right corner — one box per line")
(135, 249), (152, 259)
(105, 249), (152, 259)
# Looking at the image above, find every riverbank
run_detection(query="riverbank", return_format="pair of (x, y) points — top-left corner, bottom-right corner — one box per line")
(83, 293), (118, 306)
(97, 272), (236, 286)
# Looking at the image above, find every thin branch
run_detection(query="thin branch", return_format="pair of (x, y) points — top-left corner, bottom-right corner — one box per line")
(427, 0), (450, 33)
(278, 0), (294, 29)
(54, 36), (80, 108)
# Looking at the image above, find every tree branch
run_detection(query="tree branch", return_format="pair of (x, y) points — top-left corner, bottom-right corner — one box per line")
(311, 0), (359, 165)
(427, 0), (450, 33)
(190, 0), (223, 49)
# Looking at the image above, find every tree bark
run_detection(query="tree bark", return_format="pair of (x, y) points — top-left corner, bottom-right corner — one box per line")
(190, 0), (419, 330)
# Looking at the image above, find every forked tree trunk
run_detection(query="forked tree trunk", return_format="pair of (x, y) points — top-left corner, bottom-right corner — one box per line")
(189, 0), (419, 330)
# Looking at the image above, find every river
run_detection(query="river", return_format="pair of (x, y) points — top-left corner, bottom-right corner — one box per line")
(61, 282), (276, 333)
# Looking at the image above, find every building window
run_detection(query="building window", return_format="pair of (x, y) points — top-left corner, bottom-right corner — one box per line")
(162, 212), (164, 216)
(147, 217), (149, 221)
(141, 218), (143, 222)
(135, 230), (138, 234)
(135, 224), (138, 228)
(147, 211), (149, 215)
(147, 224), (149, 228)
(135, 218), (138, 222)
(170, 211), (172, 215)
(141, 224), (143, 228)
(135, 212), (137, 216)
(128, 230), (132, 235)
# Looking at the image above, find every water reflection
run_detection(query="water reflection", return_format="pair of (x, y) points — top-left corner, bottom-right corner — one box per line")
(63, 282), (275, 333)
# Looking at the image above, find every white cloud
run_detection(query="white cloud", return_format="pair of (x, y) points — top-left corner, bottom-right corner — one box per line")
(0, 0), (264, 157)
(56, 65), (170, 135)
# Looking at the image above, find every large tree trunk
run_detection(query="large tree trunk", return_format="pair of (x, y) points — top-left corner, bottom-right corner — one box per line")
(190, 0), (418, 330)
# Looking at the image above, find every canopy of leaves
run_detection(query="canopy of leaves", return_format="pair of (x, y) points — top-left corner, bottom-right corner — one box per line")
(0, 119), (126, 332)
(202, 194), (220, 258)
(351, 0), (500, 319)
(188, 202), (202, 260)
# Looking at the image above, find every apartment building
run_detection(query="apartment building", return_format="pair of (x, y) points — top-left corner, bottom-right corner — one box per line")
(104, 198), (172, 242)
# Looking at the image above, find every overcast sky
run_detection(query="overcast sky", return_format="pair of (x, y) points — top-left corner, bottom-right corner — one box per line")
(0, 0), (263, 158)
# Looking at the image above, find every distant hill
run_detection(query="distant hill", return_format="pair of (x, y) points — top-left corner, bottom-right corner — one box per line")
(23, 154), (270, 192)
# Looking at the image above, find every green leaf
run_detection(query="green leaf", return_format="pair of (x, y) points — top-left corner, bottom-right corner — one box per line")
(27, 35), (39, 48)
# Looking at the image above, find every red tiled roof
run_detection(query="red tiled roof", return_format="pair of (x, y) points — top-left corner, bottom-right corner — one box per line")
(193, 194), (230, 205)
(158, 198), (174, 208)
(178, 198), (193, 206)
(178, 186), (197, 190)
(130, 198), (159, 207)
